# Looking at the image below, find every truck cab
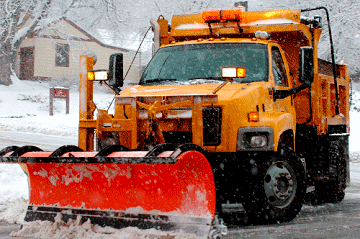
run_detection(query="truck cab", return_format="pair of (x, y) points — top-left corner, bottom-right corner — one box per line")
(118, 38), (297, 153)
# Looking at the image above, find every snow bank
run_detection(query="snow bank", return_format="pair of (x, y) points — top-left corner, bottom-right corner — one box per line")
(0, 79), (114, 136)
(0, 164), (29, 224)
(349, 107), (360, 154)
(0, 164), (28, 224)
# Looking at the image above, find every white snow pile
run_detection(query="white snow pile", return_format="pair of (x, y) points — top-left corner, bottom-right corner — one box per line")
(0, 76), (115, 137)
(0, 163), (29, 224)
(11, 213), (196, 239)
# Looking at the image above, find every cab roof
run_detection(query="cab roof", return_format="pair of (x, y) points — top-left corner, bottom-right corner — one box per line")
(170, 9), (312, 42)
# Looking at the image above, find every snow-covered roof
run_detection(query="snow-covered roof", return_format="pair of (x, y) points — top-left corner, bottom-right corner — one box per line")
(94, 29), (153, 52)
(32, 17), (135, 53)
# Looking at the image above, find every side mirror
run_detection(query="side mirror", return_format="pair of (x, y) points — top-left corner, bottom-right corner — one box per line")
(108, 53), (124, 92)
(299, 47), (314, 84)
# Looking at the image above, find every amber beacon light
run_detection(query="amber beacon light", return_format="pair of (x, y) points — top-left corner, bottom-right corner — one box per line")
(202, 9), (243, 22)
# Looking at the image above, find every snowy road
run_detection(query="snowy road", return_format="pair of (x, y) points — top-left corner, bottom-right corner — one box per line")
(1, 131), (360, 238)
(215, 162), (360, 238)
(222, 195), (360, 238)
(221, 162), (360, 238)
(0, 131), (77, 151)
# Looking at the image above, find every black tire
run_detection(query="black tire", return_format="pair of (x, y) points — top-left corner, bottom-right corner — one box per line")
(97, 132), (120, 150)
(314, 137), (347, 204)
(242, 146), (306, 224)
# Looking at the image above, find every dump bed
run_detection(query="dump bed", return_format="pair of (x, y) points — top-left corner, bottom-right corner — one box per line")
(295, 58), (350, 134)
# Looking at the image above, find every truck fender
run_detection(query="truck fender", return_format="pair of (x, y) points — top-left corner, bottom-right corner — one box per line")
(271, 112), (296, 151)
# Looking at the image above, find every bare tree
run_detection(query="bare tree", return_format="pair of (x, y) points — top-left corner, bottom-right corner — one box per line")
(0, 0), (54, 85)
(316, 0), (360, 74)
(250, 0), (360, 75)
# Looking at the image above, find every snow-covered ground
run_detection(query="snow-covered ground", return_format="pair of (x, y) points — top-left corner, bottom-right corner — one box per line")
(0, 77), (359, 238)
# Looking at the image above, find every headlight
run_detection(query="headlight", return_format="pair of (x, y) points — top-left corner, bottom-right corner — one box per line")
(250, 135), (268, 148)
(237, 127), (274, 151)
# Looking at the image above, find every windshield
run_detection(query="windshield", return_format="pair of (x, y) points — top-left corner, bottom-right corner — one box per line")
(140, 43), (268, 85)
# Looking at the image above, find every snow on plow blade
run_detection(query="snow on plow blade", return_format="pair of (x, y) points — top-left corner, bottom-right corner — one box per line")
(0, 144), (216, 237)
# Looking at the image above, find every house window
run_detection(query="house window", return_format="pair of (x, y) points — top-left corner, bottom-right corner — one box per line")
(55, 44), (69, 67)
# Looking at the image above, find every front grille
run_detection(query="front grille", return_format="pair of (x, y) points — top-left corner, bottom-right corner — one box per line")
(162, 107), (222, 146)
(203, 107), (222, 146)
(162, 131), (192, 144)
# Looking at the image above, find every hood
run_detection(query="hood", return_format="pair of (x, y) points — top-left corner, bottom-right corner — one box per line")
(119, 82), (267, 104)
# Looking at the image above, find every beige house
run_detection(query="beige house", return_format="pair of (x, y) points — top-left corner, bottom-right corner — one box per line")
(15, 18), (140, 85)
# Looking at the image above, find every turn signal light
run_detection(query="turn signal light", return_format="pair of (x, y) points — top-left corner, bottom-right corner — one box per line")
(87, 72), (94, 81)
(237, 68), (246, 78)
(248, 112), (259, 122)
(88, 70), (108, 81)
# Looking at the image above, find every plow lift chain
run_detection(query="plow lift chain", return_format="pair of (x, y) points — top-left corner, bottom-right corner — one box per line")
(140, 99), (167, 147)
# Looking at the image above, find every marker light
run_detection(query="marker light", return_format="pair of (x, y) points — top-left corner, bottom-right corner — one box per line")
(202, 9), (243, 22)
(237, 68), (246, 78)
(88, 70), (108, 81)
(255, 31), (271, 40)
(88, 72), (94, 81)
(248, 112), (259, 122)
(222, 67), (246, 78)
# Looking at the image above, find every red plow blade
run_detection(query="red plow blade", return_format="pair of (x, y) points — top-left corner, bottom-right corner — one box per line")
(0, 144), (216, 237)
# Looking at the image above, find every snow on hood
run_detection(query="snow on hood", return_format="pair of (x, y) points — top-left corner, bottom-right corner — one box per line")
(125, 81), (248, 95)
(122, 81), (260, 105)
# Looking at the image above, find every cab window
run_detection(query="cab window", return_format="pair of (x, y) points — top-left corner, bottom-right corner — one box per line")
(271, 46), (288, 86)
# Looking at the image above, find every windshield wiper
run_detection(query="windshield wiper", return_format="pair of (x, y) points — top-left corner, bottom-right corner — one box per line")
(213, 79), (234, 94)
(189, 77), (227, 81)
(142, 78), (177, 85)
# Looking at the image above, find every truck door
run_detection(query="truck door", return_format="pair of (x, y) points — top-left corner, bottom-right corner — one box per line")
(271, 46), (293, 113)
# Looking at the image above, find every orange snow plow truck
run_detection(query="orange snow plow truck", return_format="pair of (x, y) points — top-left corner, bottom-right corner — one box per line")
(0, 6), (350, 238)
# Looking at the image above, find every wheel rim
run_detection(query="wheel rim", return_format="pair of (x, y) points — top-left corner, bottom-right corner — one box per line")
(264, 161), (297, 208)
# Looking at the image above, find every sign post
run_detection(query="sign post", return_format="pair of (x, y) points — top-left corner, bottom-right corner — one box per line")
(49, 87), (70, 116)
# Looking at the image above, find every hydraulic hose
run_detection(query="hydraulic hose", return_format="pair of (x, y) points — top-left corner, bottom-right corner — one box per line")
(301, 6), (340, 115)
